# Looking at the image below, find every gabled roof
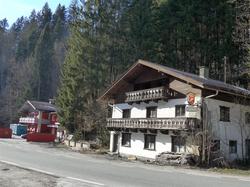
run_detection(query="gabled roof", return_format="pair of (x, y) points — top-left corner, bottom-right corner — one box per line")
(99, 59), (250, 100)
(20, 100), (57, 113)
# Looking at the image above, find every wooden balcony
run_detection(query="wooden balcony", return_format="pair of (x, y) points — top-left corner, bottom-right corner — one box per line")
(125, 87), (177, 103)
(107, 118), (198, 130)
(19, 117), (49, 124)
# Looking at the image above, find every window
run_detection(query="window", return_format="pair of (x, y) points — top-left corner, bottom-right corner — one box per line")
(122, 109), (131, 118)
(144, 134), (156, 150)
(175, 105), (186, 117)
(146, 107), (157, 118)
(229, 140), (237, 154)
(220, 106), (230, 122)
(121, 133), (131, 147)
(211, 140), (220, 152)
(245, 112), (250, 124)
(171, 136), (186, 152)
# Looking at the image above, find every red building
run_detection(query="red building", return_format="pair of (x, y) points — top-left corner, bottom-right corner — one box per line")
(19, 100), (59, 142)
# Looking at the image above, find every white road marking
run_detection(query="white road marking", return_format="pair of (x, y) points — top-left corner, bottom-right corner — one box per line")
(185, 171), (222, 178)
(0, 159), (105, 186)
(66, 176), (105, 186)
(238, 178), (250, 182)
(27, 167), (55, 176)
(0, 160), (22, 168)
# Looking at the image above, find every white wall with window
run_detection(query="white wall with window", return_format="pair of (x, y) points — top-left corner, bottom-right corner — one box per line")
(112, 98), (200, 119)
(119, 132), (172, 159)
(205, 98), (250, 160)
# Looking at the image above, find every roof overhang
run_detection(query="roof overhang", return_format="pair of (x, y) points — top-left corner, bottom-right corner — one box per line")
(98, 59), (250, 101)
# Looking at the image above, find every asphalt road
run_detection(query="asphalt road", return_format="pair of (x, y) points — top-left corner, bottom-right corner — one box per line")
(0, 138), (250, 187)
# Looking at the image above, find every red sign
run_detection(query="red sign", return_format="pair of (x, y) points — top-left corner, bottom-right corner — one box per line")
(187, 93), (195, 105)
(50, 114), (58, 124)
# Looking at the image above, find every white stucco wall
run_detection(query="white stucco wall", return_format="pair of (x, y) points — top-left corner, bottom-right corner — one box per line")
(112, 97), (201, 119)
(205, 98), (250, 160)
(110, 97), (202, 159)
(118, 132), (172, 159)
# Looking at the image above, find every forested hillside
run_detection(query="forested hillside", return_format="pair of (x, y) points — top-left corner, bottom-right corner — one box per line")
(0, 3), (68, 123)
(0, 1), (249, 138)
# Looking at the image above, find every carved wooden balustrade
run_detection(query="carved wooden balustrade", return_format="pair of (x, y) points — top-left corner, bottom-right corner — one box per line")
(107, 118), (198, 130)
(125, 86), (177, 103)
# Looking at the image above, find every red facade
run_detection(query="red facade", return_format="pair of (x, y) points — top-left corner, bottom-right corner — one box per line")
(19, 111), (59, 142)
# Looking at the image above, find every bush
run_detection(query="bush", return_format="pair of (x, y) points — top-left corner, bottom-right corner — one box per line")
(73, 130), (83, 142)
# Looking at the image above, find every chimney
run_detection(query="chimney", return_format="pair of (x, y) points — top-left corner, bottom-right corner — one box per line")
(199, 66), (209, 79)
(49, 99), (55, 104)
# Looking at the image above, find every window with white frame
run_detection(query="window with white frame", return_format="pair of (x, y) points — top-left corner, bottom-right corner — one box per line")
(175, 105), (186, 117)
(144, 134), (156, 150)
(171, 136), (186, 152)
(121, 133), (131, 147)
(146, 107), (157, 118)
(229, 140), (237, 154)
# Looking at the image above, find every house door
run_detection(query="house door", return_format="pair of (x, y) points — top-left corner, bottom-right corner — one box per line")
(113, 134), (119, 153)
(246, 139), (250, 160)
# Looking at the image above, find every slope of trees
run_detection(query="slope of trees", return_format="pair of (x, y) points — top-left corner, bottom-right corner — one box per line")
(0, 0), (249, 137)
(0, 3), (68, 123)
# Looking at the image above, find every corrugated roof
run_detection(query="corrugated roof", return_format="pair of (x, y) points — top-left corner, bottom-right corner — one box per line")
(99, 59), (250, 100)
(20, 100), (57, 113)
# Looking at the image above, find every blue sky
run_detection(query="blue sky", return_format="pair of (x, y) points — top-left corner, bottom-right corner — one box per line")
(0, 0), (72, 27)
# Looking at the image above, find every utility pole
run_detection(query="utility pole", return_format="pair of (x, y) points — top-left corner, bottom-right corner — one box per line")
(224, 56), (227, 83)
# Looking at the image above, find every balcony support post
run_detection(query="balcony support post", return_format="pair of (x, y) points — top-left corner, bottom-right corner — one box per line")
(110, 131), (115, 152)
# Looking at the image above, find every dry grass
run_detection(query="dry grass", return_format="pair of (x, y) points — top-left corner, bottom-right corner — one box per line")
(209, 167), (250, 176)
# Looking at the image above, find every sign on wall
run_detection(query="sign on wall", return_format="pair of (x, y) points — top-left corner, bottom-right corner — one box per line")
(187, 92), (196, 105)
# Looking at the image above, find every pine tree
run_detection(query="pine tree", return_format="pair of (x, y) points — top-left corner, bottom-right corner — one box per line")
(33, 23), (53, 101)
(56, 1), (86, 132)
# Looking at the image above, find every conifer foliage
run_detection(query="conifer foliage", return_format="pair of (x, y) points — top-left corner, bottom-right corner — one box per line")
(0, 1), (249, 139)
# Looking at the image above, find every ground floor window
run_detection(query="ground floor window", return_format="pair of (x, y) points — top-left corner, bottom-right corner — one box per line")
(229, 140), (237, 154)
(121, 133), (131, 147)
(171, 136), (186, 153)
(211, 140), (220, 152)
(144, 134), (156, 150)
(246, 139), (250, 159)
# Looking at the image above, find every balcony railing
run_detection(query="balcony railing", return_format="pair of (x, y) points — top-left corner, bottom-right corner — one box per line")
(19, 117), (49, 124)
(125, 87), (177, 103)
(19, 117), (37, 124)
(107, 118), (198, 130)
